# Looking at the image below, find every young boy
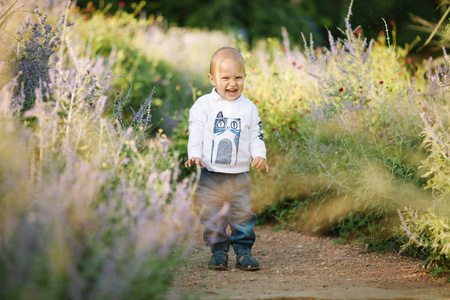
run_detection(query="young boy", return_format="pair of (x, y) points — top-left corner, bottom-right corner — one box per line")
(185, 47), (269, 271)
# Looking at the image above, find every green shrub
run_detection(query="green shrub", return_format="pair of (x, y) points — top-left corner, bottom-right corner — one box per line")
(398, 209), (450, 271)
(396, 50), (450, 281)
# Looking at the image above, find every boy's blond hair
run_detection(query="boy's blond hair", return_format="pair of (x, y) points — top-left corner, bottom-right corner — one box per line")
(209, 47), (245, 75)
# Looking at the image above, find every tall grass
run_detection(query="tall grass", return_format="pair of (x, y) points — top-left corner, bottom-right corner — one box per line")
(398, 49), (450, 275)
(240, 3), (450, 271)
(0, 2), (198, 298)
(246, 20), (429, 216)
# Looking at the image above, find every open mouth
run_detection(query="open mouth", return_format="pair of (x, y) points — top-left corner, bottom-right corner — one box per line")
(226, 89), (238, 96)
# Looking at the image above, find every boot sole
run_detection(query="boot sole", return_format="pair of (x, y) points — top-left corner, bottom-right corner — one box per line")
(208, 264), (227, 271)
(235, 262), (260, 271)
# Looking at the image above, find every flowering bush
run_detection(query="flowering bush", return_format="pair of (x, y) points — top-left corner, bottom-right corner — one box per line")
(398, 208), (450, 274)
(0, 4), (198, 299)
(15, 7), (65, 112)
(71, 5), (232, 134)
(396, 48), (450, 275)
(240, 4), (450, 276)
(420, 53), (450, 203)
(244, 13), (429, 221)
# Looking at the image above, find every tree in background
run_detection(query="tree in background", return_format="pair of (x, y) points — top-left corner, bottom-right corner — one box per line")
(77, 0), (326, 45)
(77, 0), (443, 51)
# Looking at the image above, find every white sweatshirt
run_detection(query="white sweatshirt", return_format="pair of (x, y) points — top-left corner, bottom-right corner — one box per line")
(187, 88), (267, 174)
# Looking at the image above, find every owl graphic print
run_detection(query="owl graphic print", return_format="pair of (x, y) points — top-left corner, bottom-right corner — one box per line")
(211, 111), (242, 165)
(187, 89), (266, 174)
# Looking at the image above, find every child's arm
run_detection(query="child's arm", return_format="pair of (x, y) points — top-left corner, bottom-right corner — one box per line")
(249, 104), (268, 172)
(251, 156), (269, 172)
(185, 99), (207, 169)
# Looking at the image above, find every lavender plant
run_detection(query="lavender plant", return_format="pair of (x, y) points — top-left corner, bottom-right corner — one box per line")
(15, 5), (65, 112)
(111, 82), (154, 148)
(420, 103), (450, 202)
(0, 4), (198, 299)
(398, 208), (450, 276)
(395, 48), (450, 278)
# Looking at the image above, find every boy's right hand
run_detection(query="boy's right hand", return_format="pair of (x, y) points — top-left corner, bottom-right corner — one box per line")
(185, 157), (205, 168)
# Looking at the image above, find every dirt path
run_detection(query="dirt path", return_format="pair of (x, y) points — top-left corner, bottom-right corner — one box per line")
(171, 225), (450, 299)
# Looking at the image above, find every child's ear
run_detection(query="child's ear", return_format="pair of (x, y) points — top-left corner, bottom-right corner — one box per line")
(208, 74), (216, 86)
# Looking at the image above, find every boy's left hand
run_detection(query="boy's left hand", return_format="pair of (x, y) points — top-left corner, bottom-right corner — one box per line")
(251, 156), (269, 172)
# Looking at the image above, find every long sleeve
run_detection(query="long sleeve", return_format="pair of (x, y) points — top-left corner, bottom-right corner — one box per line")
(187, 100), (207, 159)
(249, 107), (267, 160)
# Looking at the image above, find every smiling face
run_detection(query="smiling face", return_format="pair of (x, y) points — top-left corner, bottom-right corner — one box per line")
(208, 51), (246, 101)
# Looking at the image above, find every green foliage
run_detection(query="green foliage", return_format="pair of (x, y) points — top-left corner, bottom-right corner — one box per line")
(76, 0), (444, 51)
(331, 212), (370, 244)
(256, 198), (308, 228)
(241, 13), (432, 227)
(122, 257), (176, 300)
(331, 211), (396, 254)
(398, 209), (450, 271)
(171, 107), (192, 178)
(72, 7), (196, 134)
(72, 4), (235, 135)
(420, 104), (450, 203)
(77, 0), (324, 45)
(431, 268), (450, 283)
